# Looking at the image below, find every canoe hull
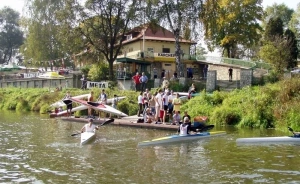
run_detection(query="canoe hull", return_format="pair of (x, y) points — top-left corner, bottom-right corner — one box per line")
(236, 136), (300, 144)
(138, 131), (226, 147)
(81, 132), (96, 145)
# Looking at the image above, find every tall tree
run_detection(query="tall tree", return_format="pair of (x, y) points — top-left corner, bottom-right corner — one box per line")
(284, 29), (298, 69)
(146, 0), (203, 77)
(0, 7), (24, 65)
(72, 0), (141, 80)
(260, 36), (294, 74)
(264, 17), (284, 41)
(288, 3), (300, 38)
(262, 3), (294, 30)
(21, 0), (65, 69)
(200, 0), (263, 58)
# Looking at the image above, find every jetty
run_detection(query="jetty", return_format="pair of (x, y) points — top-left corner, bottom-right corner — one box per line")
(59, 115), (178, 131)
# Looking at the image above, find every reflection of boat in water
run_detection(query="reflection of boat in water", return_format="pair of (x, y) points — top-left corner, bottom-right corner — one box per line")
(138, 131), (226, 147)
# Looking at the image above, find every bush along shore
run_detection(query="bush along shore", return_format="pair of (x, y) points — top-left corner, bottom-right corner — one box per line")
(0, 77), (299, 131)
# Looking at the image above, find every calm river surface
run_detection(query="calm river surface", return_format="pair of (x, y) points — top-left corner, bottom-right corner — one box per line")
(0, 111), (299, 184)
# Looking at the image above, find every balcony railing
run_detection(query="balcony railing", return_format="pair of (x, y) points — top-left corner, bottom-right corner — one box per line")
(117, 50), (271, 70)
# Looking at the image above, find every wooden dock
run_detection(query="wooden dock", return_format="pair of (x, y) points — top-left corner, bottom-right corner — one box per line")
(59, 115), (178, 131)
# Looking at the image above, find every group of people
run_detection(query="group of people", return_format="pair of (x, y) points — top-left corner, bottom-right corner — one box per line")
(136, 87), (184, 125)
(132, 72), (149, 92)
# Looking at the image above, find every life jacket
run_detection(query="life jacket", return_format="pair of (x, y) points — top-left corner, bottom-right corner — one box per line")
(179, 124), (188, 136)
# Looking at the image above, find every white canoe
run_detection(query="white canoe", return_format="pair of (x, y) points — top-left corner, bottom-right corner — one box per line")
(138, 131), (226, 147)
(50, 94), (89, 107)
(81, 131), (96, 145)
(236, 136), (300, 144)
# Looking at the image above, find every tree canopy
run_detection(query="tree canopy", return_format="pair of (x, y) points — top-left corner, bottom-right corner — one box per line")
(200, 0), (263, 58)
(0, 7), (24, 65)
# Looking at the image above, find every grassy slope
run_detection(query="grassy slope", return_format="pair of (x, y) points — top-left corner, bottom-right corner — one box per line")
(1, 77), (299, 131)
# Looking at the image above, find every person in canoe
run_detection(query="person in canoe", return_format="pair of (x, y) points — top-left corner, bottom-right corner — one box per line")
(192, 116), (210, 132)
(178, 117), (192, 136)
(81, 119), (99, 133)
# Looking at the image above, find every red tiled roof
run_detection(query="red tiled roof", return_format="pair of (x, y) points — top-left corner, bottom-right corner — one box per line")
(122, 24), (196, 45)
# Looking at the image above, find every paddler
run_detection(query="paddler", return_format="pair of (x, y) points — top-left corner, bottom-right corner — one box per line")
(178, 117), (192, 136)
(81, 118), (99, 133)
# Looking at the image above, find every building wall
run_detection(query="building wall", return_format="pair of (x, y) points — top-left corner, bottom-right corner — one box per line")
(208, 65), (241, 81)
(119, 39), (194, 79)
(122, 40), (191, 55)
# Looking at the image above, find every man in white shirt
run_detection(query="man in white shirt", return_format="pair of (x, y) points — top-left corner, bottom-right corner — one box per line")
(137, 92), (143, 117)
(155, 89), (163, 123)
(162, 92), (169, 123)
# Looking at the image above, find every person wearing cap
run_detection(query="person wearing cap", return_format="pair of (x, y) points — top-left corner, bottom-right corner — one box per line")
(81, 119), (99, 133)
(178, 117), (191, 136)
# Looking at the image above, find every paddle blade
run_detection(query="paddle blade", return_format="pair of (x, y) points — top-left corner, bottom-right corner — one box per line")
(100, 118), (115, 126)
(288, 127), (294, 132)
(71, 132), (81, 136)
(199, 125), (215, 132)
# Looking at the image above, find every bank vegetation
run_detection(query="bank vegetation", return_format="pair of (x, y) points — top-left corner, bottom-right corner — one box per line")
(0, 77), (300, 131)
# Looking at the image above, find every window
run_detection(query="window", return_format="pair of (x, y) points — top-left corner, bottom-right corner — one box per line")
(162, 48), (170, 53)
(126, 34), (132, 40)
(129, 48), (133, 52)
(147, 48), (154, 53)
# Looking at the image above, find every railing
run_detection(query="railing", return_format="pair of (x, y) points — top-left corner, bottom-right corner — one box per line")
(117, 49), (271, 70)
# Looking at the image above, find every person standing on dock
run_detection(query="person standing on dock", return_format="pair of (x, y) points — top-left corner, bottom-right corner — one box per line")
(137, 92), (143, 117)
(64, 91), (72, 117)
(87, 91), (94, 118)
(155, 89), (163, 123)
(132, 72), (141, 92)
(139, 72), (148, 92)
(98, 89), (107, 104)
(172, 93), (181, 113)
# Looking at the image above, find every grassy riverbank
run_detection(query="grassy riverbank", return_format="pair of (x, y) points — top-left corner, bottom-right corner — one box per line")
(0, 77), (299, 131)
(181, 77), (300, 131)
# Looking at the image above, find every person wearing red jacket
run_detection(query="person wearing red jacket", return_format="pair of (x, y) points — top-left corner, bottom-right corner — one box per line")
(132, 72), (141, 91)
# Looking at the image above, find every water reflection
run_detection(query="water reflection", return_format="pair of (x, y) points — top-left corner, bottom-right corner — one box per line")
(0, 111), (299, 183)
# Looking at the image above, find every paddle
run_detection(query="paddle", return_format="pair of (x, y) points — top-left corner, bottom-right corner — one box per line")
(198, 125), (215, 132)
(288, 127), (295, 135)
(288, 127), (300, 137)
(70, 118), (115, 136)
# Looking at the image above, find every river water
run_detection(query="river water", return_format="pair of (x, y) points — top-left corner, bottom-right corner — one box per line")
(0, 111), (299, 184)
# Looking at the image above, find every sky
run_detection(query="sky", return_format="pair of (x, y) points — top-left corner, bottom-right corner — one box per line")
(0, 0), (299, 15)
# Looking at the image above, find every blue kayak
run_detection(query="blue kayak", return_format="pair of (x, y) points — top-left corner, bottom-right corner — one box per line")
(138, 131), (226, 147)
